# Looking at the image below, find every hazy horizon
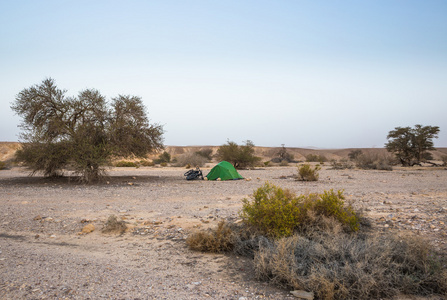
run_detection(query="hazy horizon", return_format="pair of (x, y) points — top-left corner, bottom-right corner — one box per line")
(1, 1), (446, 148)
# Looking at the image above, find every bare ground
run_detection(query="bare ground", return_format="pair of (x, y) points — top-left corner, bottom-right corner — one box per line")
(1, 165), (446, 299)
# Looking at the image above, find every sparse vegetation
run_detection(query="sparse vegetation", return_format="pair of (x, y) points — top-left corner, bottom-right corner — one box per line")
(174, 152), (208, 167)
(0, 161), (6, 170)
(102, 215), (127, 234)
(354, 152), (393, 171)
(195, 149), (213, 161)
(297, 163), (320, 181)
(330, 158), (353, 170)
(187, 182), (447, 299)
(442, 155), (447, 166)
(305, 154), (327, 163)
(139, 159), (154, 167)
(154, 151), (171, 164)
(216, 140), (261, 169)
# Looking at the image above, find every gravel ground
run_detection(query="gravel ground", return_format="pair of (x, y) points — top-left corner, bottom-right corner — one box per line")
(1, 165), (447, 299)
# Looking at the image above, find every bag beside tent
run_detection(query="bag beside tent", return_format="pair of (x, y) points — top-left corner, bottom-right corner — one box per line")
(206, 161), (243, 181)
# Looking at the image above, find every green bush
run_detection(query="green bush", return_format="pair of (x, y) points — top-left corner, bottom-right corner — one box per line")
(297, 163), (320, 181)
(153, 151), (171, 164)
(240, 183), (360, 238)
(115, 160), (138, 167)
(0, 161), (6, 170)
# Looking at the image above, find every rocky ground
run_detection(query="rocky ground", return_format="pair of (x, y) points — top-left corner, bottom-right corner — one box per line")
(1, 165), (446, 299)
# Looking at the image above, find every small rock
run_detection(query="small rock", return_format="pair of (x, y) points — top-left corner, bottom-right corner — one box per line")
(290, 290), (314, 299)
(33, 215), (42, 221)
(81, 224), (95, 234)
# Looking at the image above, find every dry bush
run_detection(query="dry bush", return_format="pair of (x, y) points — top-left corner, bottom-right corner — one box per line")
(186, 221), (235, 253)
(254, 232), (447, 300)
(297, 164), (321, 181)
(173, 152), (208, 167)
(139, 159), (154, 167)
(115, 160), (138, 168)
(102, 215), (127, 234)
(355, 152), (393, 171)
(0, 161), (6, 170)
(329, 159), (354, 170)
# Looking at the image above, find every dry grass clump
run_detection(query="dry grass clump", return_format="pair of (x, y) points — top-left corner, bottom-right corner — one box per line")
(115, 160), (138, 168)
(0, 161), (6, 170)
(186, 221), (235, 253)
(254, 232), (447, 299)
(173, 152), (208, 167)
(102, 215), (127, 234)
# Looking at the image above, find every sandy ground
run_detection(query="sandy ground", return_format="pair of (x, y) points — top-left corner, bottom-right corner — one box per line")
(1, 165), (446, 299)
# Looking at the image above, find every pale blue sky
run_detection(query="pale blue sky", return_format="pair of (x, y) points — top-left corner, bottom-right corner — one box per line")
(1, 1), (446, 148)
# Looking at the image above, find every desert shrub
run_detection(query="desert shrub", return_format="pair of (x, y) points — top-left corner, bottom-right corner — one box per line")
(297, 163), (320, 181)
(306, 154), (327, 163)
(263, 161), (270, 167)
(160, 162), (167, 167)
(174, 152), (208, 167)
(139, 160), (154, 167)
(153, 151), (171, 164)
(195, 149), (213, 161)
(254, 232), (447, 300)
(355, 153), (393, 171)
(330, 158), (354, 170)
(441, 155), (447, 166)
(186, 221), (235, 253)
(102, 215), (127, 234)
(240, 183), (360, 238)
(0, 161), (6, 170)
(115, 160), (138, 167)
(279, 160), (289, 166)
(348, 149), (363, 160)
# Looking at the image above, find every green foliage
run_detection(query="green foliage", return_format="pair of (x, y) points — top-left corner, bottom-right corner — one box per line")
(115, 160), (138, 167)
(385, 124), (440, 166)
(0, 161), (6, 170)
(10, 78), (164, 182)
(240, 183), (360, 238)
(216, 140), (261, 169)
(305, 154), (327, 163)
(155, 151), (171, 164)
(297, 163), (320, 181)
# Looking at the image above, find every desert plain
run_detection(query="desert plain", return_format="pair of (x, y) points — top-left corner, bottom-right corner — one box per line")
(1, 144), (447, 299)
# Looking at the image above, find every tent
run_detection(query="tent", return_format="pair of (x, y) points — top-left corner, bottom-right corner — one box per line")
(206, 161), (244, 181)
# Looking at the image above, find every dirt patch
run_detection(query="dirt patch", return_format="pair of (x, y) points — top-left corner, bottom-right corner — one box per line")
(1, 166), (446, 299)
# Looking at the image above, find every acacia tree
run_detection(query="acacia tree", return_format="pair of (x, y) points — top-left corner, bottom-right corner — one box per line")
(216, 140), (260, 169)
(11, 78), (164, 182)
(385, 124), (439, 166)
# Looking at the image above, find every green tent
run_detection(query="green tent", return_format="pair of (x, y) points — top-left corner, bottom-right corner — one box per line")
(206, 161), (244, 181)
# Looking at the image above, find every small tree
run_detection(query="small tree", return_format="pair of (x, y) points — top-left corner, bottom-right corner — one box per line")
(216, 140), (261, 169)
(385, 125), (439, 166)
(11, 78), (164, 182)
